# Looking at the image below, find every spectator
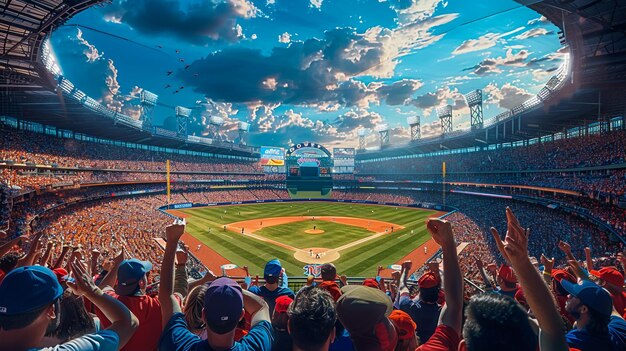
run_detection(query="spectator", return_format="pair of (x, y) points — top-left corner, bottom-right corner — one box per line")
(589, 267), (626, 316)
(249, 259), (295, 314)
(158, 222), (273, 351)
(388, 309), (418, 351)
(318, 263), (342, 302)
(288, 286), (336, 351)
(0, 263), (138, 351)
(398, 269), (442, 343)
(272, 295), (293, 351)
(94, 254), (163, 351)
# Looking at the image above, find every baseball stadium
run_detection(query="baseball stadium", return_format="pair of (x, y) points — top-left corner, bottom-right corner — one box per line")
(1, 1), (626, 351)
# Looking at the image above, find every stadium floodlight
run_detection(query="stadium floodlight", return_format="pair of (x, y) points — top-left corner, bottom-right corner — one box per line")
(375, 124), (390, 148)
(238, 121), (250, 145)
(140, 90), (158, 107)
(436, 105), (453, 135)
(209, 116), (225, 126)
(407, 116), (421, 141)
(375, 124), (389, 132)
(464, 89), (483, 129)
(238, 121), (250, 131)
(175, 106), (192, 118)
(175, 106), (191, 137)
(357, 128), (367, 137)
(140, 90), (159, 132)
(406, 116), (419, 126)
(357, 128), (367, 150)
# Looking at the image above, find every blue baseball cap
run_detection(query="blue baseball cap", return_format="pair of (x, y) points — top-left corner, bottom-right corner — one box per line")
(115, 258), (152, 296)
(561, 279), (613, 316)
(0, 266), (63, 315)
(203, 277), (244, 334)
(264, 259), (282, 278)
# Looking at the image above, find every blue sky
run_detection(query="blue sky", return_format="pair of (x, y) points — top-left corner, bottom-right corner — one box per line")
(49, 0), (564, 148)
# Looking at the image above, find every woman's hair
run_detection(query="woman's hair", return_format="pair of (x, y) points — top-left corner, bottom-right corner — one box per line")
(47, 291), (96, 342)
(184, 284), (208, 334)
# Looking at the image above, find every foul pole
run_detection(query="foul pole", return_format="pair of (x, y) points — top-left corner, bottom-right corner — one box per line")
(166, 160), (171, 207)
(442, 162), (446, 209)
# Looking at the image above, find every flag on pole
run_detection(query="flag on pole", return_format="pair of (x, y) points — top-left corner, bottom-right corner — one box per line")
(166, 160), (171, 204)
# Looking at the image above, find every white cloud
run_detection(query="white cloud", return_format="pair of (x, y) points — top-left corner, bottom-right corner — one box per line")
(471, 49), (531, 76)
(250, 33), (258, 40)
(484, 82), (533, 110)
(310, 0), (323, 9)
(278, 32), (291, 43)
(452, 27), (524, 55)
(527, 16), (548, 26)
(514, 27), (550, 40)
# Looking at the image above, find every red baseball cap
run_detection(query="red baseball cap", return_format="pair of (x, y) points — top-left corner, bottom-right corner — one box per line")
(363, 278), (379, 289)
(388, 310), (416, 340)
(274, 295), (293, 314)
(590, 267), (624, 287)
(52, 268), (70, 283)
(551, 269), (575, 283)
(418, 272), (441, 289)
(498, 264), (517, 283)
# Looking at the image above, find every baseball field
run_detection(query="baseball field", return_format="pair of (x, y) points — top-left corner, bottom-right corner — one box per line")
(169, 202), (442, 277)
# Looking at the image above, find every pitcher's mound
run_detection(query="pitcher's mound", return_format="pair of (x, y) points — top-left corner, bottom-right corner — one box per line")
(304, 229), (325, 234)
(294, 248), (340, 263)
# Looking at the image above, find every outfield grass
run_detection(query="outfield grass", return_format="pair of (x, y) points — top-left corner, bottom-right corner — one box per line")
(255, 220), (373, 249)
(179, 202), (436, 276)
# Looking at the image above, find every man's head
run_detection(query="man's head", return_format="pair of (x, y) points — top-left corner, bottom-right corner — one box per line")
(418, 272), (441, 303)
(288, 286), (336, 351)
(388, 310), (418, 351)
(590, 266), (624, 289)
(0, 266), (64, 345)
(115, 258), (152, 296)
(264, 259), (282, 285)
(0, 252), (20, 273)
(551, 269), (576, 297)
(562, 280), (612, 334)
(461, 293), (537, 351)
(320, 263), (337, 282)
(496, 264), (518, 291)
(202, 277), (244, 335)
(336, 285), (398, 351)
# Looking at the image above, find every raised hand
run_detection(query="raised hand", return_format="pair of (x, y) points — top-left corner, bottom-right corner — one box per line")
(540, 254), (555, 273)
(427, 261), (440, 274)
(112, 248), (125, 267)
(426, 219), (455, 248)
(558, 241), (572, 255)
(175, 244), (189, 266)
(166, 221), (186, 243)
(67, 258), (100, 298)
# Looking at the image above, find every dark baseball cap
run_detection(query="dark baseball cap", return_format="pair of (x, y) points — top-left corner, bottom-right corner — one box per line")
(203, 277), (244, 334)
(264, 259), (282, 278)
(115, 258), (152, 296)
(561, 279), (613, 317)
(336, 285), (398, 351)
(0, 266), (63, 315)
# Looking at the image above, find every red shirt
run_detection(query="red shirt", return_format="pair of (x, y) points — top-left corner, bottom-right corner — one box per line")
(610, 290), (626, 316)
(95, 291), (163, 351)
(318, 281), (342, 301)
(416, 324), (459, 351)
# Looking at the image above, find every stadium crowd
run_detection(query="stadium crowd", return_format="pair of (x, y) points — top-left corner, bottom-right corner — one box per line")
(358, 129), (626, 174)
(3, 205), (626, 351)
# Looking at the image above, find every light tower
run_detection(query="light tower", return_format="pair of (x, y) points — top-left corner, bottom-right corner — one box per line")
(358, 128), (367, 150)
(208, 116), (225, 140)
(464, 89), (483, 129)
(238, 121), (250, 145)
(436, 105), (453, 135)
(375, 124), (390, 148)
(407, 116), (420, 141)
(175, 106), (191, 137)
(140, 90), (158, 131)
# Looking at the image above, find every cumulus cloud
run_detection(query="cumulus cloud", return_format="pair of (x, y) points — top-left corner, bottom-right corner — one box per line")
(451, 27), (524, 55)
(410, 86), (468, 115)
(179, 18), (450, 109)
(376, 79), (423, 105)
(484, 82), (533, 110)
(101, 0), (259, 44)
(527, 16), (549, 26)
(52, 28), (138, 113)
(310, 0), (323, 9)
(278, 32), (291, 43)
(514, 27), (552, 40)
(466, 49), (531, 76)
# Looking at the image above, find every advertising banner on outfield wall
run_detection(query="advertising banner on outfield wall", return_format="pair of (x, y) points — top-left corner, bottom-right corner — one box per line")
(260, 147), (285, 166)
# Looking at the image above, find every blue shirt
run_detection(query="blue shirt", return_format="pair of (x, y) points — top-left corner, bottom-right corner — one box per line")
(30, 330), (119, 351)
(399, 295), (441, 343)
(248, 286), (295, 313)
(159, 313), (273, 351)
(565, 316), (626, 351)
